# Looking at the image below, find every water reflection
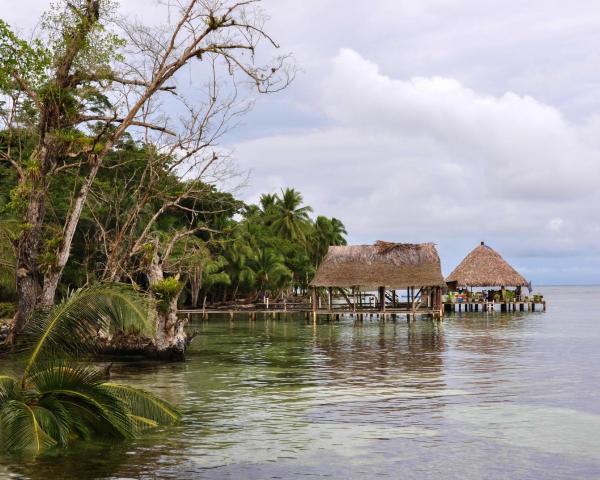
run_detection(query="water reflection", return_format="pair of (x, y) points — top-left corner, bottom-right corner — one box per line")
(5, 287), (600, 479)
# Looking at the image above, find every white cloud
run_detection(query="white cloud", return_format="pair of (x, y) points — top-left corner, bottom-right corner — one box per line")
(232, 49), (600, 282)
(4, 1), (600, 283)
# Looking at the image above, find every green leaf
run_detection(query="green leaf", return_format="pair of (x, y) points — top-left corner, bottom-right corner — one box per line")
(23, 283), (154, 374)
(101, 383), (181, 431)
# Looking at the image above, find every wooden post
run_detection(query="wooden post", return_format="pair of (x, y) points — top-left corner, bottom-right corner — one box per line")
(311, 287), (318, 312)
(379, 286), (386, 312)
(328, 287), (333, 312)
(352, 287), (357, 313)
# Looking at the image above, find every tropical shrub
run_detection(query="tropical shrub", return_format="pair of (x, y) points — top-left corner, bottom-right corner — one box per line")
(150, 278), (184, 313)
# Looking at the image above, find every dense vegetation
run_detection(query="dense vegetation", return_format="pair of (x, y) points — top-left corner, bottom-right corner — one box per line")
(0, 142), (347, 307)
(0, 0), (301, 357)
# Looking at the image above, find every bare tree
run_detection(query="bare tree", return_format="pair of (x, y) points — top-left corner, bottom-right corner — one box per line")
(0, 0), (292, 344)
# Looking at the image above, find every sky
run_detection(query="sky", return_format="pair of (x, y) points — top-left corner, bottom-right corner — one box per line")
(3, 0), (600, 285)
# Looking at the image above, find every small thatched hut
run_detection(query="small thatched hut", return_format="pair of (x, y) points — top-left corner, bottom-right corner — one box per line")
(310, 241), (445, 313)
(446, 242), (529, 289)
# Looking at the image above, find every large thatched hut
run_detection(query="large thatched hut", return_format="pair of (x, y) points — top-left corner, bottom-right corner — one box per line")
(446, 241), (529, 290)
(309, 241), (445, 314)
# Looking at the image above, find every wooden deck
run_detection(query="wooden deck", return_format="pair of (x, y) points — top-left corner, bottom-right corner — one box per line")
(444, 300), (546, 313)
(177, 298), (547, 320)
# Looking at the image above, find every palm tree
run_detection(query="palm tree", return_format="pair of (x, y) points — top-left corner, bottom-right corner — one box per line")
(329, 217), (348, 245)
(248, 248), (292, 296)
(259, 193), (278, 217)
(0, 283), (180, 456)
(310, 216), (347, 265)
(270, 188), (313, 241)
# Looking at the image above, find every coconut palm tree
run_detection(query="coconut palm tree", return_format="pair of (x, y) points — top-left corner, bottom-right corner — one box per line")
(329, 217), (348, 245)
(270, 188), (313, 241)
(310, 216), (347, 265)
(248, 248), (292, 296)
(259, 193), (278, 217)
(0, 283), (180, 456)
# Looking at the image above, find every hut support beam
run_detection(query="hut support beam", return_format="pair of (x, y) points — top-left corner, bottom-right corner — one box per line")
(311, 287), (318, 312)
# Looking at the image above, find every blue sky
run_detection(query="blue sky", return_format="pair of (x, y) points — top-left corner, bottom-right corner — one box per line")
(3, 0), (600, 285)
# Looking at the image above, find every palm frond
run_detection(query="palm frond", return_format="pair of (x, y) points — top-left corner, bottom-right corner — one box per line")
(101, 383), (181, 432)
(28, 364), (134, 440)
(0, 375), (19, 402)
(0, 399), (57, 454)
(23, 283), (154, 373)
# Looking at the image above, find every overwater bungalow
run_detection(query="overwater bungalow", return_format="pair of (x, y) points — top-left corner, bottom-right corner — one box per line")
(309, 241), (446, 318)
(445, 241), (544, 312)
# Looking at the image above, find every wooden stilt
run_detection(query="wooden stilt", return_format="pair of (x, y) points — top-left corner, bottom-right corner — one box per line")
(378, 286), (386, 312)
(311, 287), (318, 312)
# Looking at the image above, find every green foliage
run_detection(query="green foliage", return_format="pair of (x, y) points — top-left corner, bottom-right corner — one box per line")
(0, 283), (179, 456)
(41, 0), (125, 70)
(269, 188), (313, 241)
(0, 219), (17, 294)
(0, 362), (180, 456)
(0, 302), (16, 319)
(23, 283), (154, 374)
(150, 278), (184, 312)
(0, 20), (50, 90)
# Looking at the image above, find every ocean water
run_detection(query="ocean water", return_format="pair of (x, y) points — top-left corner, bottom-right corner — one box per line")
(2, 285), (600, 479)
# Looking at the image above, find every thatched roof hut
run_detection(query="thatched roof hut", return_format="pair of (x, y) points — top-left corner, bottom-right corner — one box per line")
(446, 242), (528, 288)
(310, 241), (445, 289)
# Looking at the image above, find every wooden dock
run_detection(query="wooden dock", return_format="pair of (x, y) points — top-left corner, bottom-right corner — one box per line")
(178, 299), (546, 320)
(178, 300), (443, 321)
(444, 300), (546, 313)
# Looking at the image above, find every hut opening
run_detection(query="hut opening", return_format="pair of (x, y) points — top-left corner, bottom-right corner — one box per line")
(309, 241), (446, 316)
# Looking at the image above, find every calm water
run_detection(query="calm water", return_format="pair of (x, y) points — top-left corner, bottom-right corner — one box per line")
(2, 285), (600, 479)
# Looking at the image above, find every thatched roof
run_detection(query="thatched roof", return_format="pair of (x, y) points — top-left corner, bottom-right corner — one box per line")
(310, 241), (445, 289)
(446, 242), (528, 287)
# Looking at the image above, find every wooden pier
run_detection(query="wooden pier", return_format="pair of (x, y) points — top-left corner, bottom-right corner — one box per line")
(178, 297), (547, 321)
(444, 300), (546, 313)
(177, 306), (442, 322)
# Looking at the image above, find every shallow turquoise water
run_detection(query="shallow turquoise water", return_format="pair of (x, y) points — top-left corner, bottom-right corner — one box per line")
(2, 286), (600, 479)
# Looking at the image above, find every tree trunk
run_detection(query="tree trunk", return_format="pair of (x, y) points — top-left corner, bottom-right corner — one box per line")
(153, 294), (186, 360)
(190, 265), (202, 309)
(11, 176), (48, 340)
(144, 252), (188, 358)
